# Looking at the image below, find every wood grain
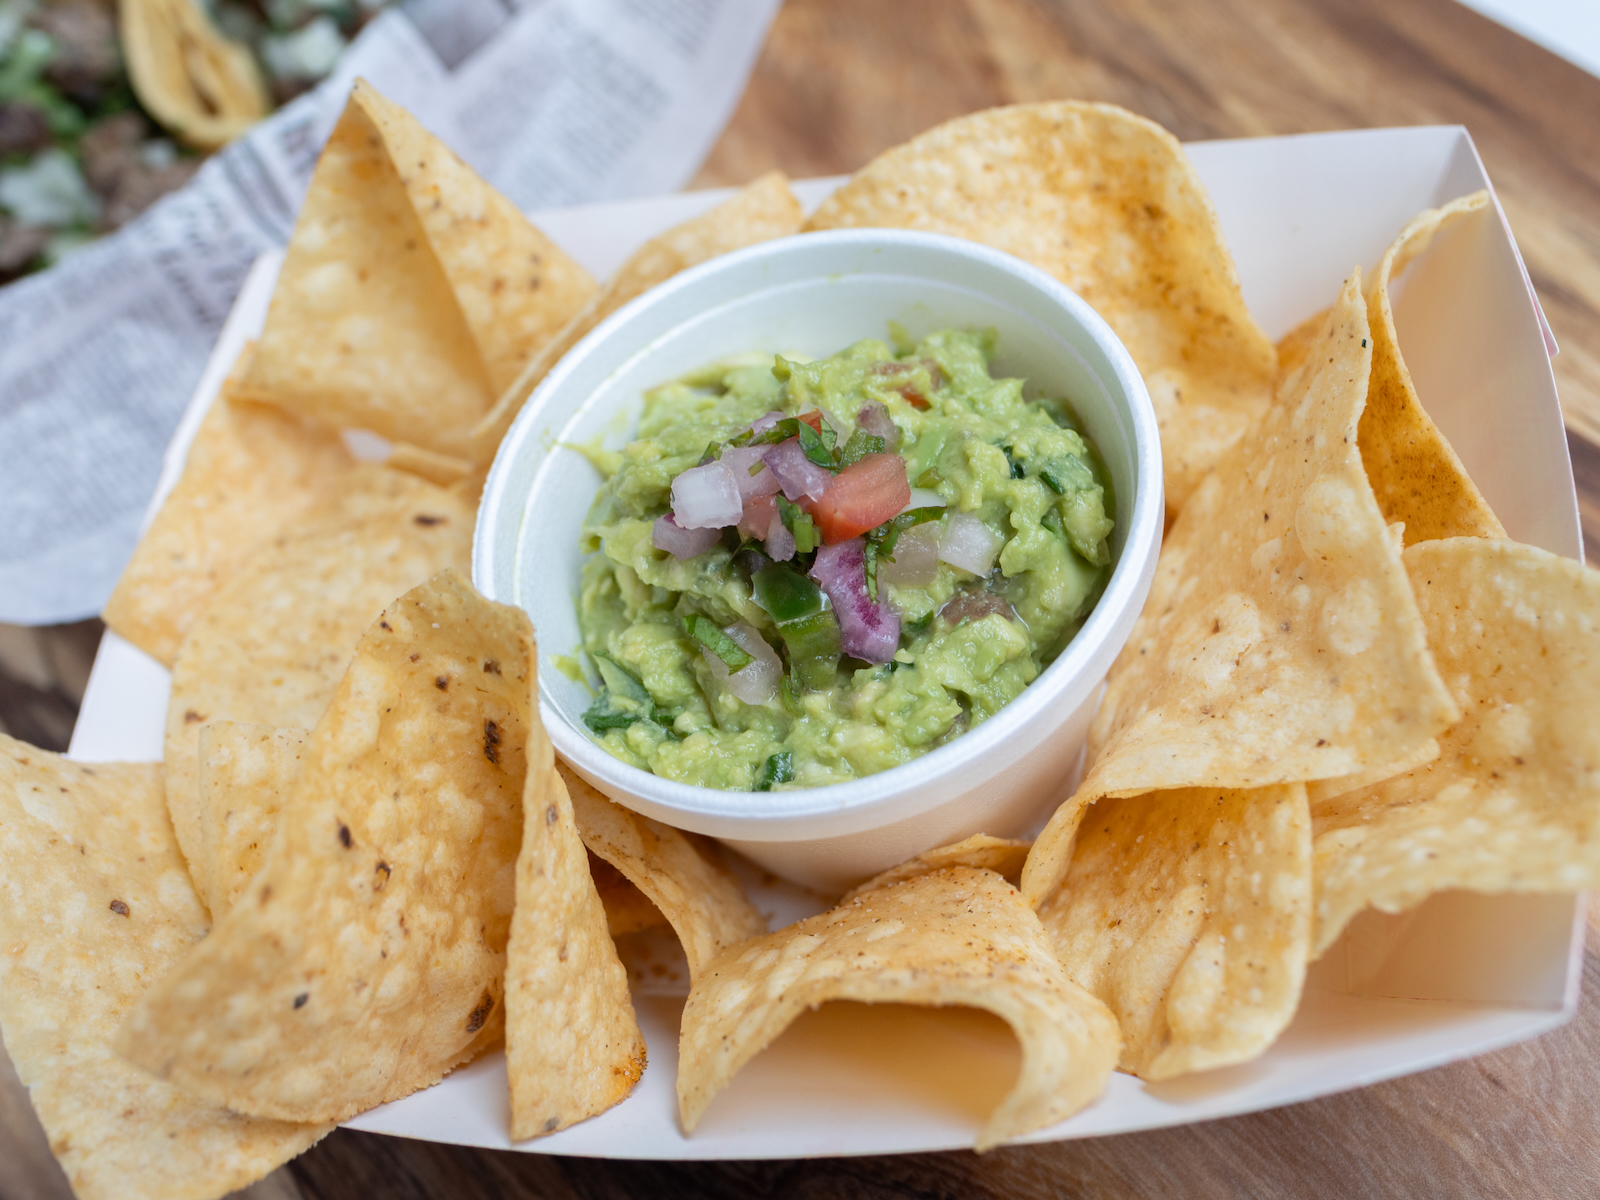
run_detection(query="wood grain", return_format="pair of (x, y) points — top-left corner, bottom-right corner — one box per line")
(4, 1), (1600, 1197)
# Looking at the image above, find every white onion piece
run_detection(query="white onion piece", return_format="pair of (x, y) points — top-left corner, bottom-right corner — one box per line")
(878, 522), (940, 587)
(938, 511), (1005, 575)
(653, 514), (720, 559)
(670, 460), (743, 529)
(703, 622), (782, 705)
(902, 487), (947, 512)
(750, 410), (785, 435)
(720, 445), (781, 500)
(856, 401), (900, 450)
(765, 508), (795, 561)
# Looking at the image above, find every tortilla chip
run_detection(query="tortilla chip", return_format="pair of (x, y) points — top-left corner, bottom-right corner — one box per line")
(677, 866), (1120, 1150)
(590, 854), (668, 937)
(197, 723), (308, 917)
(1022, 271), (1457, 907)
(840, 834), (1032, 905)
(1038, 784), (1311, 1079)
(559, 761), (766, 979)
(120, 571), (532, 1122)
(1304, 737), (1439, 808)
(350, 81), (596, 397)
(468, 171), (804, 461)
(0, 739), (327, 1200)
(1275, 307), (1327, 384)
(385, 441), (476, 488)
(102, 345), (356, 666)
(1361, 193), (1505, 545)
(1312, 539), (1600, 954)
(804, 102), (1276, 511)
(163, 464), (473, 910)
(505, 743), (645, 1138)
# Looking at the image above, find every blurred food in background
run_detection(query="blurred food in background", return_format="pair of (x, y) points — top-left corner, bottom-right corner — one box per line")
(0, 0), (386, 283)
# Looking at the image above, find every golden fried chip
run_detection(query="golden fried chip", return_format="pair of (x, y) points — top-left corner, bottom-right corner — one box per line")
(385, 441), (476, 487)
(1023, 271), (1457, 907)
(1361, 192), (1505, 545)
(121, 572), (531, 1121)
(590, 854), (668, 937)
(805, 102), (1276, 511)
(677, 866), (1120, 1151)
(197, 723), (307, 916)
(469, 171), (804, 461)
(840, 834), (1031, 905)
(163, 464), (473, 909)
(102, 345), (356, 666)
(351, 82), (596, 397)
(1275, 307), (1327, 384)
(239, 82), (593, 458)
(1313, 539), (1600, 954)
(1038, 784), (1311, 1080)
(506, 742), (645, 1139)
(0, 739), (327, 1200)
(560, 761), (766, 979)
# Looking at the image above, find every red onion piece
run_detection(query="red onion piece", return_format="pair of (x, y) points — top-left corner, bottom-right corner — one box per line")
(878, 522), (940, 587)
(703, 622), (782, 705)
(809, 539), (900, 663)
(938, 511), (1005, 575)
(670, 460), (743, 529)
(750, 410), (785, 435)
(738, 493), (777, 540)
(856, 402), (900, 451)
(653, 514), (721, 559)
(938, 589), (1017, 626)
(720, 445), (782, 501)
(763, 438), (833, 503)
(765, 508), (796, 561)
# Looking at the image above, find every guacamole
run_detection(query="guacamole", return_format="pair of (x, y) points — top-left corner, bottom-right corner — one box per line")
(574, 328), (1115, 791)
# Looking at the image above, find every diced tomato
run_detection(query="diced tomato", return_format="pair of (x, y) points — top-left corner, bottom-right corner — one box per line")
(797, 410), (825, 434)
(868, 360), (940, 409)
(807, 453), (911, 544)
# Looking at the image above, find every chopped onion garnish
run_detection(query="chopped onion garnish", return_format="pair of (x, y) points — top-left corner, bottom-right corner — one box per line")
(720, 445), (781, 500)
(670, 460), (743, 529)
(878, 522), (940, 587)
(938, 511), (1005, 576)
(763, 438), (833, 502)
(856, 401), (900, 451)
(653, 514), (721, 559)
(809, 539), (900, 663)
(738, 493), (777, 540)
(703, 622), (782, 705)
(750, 410), (785, 435)
(765, 507), (796, 562)
(902, 487), (947, 512)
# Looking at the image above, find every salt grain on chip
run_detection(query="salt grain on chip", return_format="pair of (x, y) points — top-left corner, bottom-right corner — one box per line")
(1023, 271), (1457, 908)
(677, 866), (1120, 1151)
(805, 101), (1277, 511)
(0, 739), (328, 1200)
(121, 571), (533, 1122)
(1039, 784), (1312, 1079)
(1313, 538), (1600, 954)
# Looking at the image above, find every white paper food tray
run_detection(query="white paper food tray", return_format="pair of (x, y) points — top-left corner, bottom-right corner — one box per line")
(69, 125), (1583, 1158)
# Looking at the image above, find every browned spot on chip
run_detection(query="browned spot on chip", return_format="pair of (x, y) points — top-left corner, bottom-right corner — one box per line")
(109, 900), (130, 917)
(484, 720), (502, 765)
(435, 675), (449, 691)
(414, 514), (445, 527)
(184, 711), (205, 725)
(337, 823), (352, 849)
(465, 992), (494, 1033)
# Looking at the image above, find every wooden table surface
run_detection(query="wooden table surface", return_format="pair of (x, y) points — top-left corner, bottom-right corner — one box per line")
(4, 0), (1600, 1197)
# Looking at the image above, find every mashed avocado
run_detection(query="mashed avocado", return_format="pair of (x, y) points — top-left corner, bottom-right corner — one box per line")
(574, 328), (1115, 790)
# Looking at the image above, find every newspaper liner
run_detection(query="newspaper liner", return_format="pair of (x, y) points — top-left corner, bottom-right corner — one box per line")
(0, 740), (327, 1200)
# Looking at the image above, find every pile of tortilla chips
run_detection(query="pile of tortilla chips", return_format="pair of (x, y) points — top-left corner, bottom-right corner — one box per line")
(3, 85), (1597, 1199)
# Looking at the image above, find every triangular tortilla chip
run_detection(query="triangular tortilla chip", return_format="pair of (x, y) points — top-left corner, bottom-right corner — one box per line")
(677, 866), (1120, 1151)
(164, 464), (474, 914)
(468, 170), (804, 461)
(804, 102), (1277, 511)
(505, 737), (645, 1139)
(839, 834), (1032, 904)
(559, 761), (766, 980)
(1313, 539), (1600, 954)
(1022, 272), (1457, 907)
(351, 81), (597, 397)
(1039, 784), (1311, 1079)
(1360, 192), (1505, 545)
(0, 739), (327, 1200)
(120, 572), (534, 1122)
(102, 344), (357, 666)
